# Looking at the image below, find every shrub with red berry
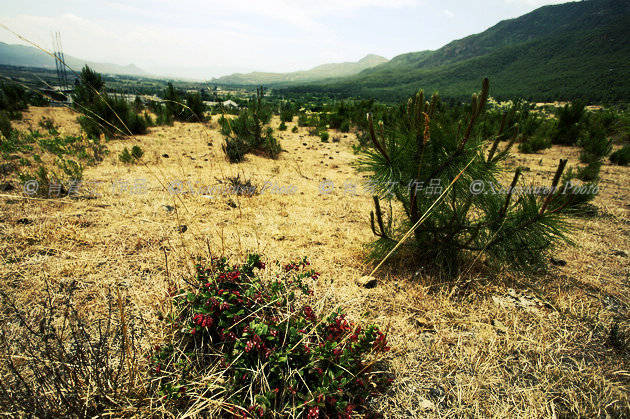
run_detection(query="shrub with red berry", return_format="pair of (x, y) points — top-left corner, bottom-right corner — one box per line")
(150, 254), (390, 417)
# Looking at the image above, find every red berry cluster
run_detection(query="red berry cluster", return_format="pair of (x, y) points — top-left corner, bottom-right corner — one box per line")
(192, 313), (213, 328)
(243, 334), (272, 359)
(283, 257), (310, 272)
(325, 314), (352, 341)
(152, 254), (391, 418)
(303, 305), (316, 321)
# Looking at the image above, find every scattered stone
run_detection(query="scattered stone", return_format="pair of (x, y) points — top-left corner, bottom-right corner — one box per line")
(492, 288), (545, 313)
(164, 205), (175, 212)
(418, 398), (436, 411)
(302, 143), (307, 146)
(550, 257), (567, 266)
(162, 153), (170, 158)
(491, 319), (508, 334)
(178, 225), (187, 233)
(16, 218), (32, 225)
(355, 275), (377, 288)
(611, 249), (627, 257)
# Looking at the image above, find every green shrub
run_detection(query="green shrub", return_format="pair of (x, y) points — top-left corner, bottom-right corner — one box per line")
(327, 101), (350, 131)
(340, 120), (350, 133)
(320, 131), (330, 142)
(552, 101), (585, 145)
(280, 103), (295, 123)
(261, 128), (282, 158)
(119, 146), (143, 164)
(73, 66), (147, 138)
(131, 145), (144, 160)
(133, 95), (144, 112)
(578, 125), (612, 163)
(118, 147), (133, 164)
(278, 121), (287, 131)
(38, 117), (59, 135)
(292, 126), (298, 133)
(609, 145), (630, 166)
(218, 114), (231, 135)
(0, 112), (12, 138)
(222, 137), (248, 163)
(144, 113), (154, 127)
(0, 82), (29, 117)
(18, 158), (84, 198)
(150, 254), (390, 417)
(359, 79), (591, 274)
(184, 93), (206, 122)
(518, 135), (551, 153)
(221, 87), (281, 162)
(576, 161), (602, 182)
(298, 113), (323, 128)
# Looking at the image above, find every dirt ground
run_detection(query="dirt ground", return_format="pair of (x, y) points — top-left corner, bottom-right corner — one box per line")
(1, 107), (629, 417)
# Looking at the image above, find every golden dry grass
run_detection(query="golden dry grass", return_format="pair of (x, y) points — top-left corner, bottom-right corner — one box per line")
(1, 106), (628, 417)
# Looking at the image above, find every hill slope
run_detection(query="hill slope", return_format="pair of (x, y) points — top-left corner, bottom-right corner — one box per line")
(0, 42), (147, 76)
(280, 0), (630, 102)
(212, 54), (388, 85)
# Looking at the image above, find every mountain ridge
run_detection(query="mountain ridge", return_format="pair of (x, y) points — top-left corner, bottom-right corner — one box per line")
(0, 41), (148, 77)
(277, 0), (630, 102)
(211, 54), (388, 85)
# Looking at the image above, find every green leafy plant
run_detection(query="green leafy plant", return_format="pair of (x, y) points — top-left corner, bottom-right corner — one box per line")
(518, 135), (551, 153)
(73, 66), (147, 138)
(118, 147), (133, 164)
(320, 131), (330, 142)
(0, 82), (29, 119)
(552, 101), (585, 145)
(609, 144), (630, 166)
(359, 79), (591, 274)
(280, 102), (295, 123)
(218, 114), (231, 135)
(278, 121), (287, 131)
(118, 145), (144, 164)
(292, 126), (298, 133)
(38, 117), (59, 136)
(150, 254), (390, 417)
(221, 87), (281, 162)
(0, 112), (12, 139)
(131, 145), (144, 160)
(223, 137), (248, 163)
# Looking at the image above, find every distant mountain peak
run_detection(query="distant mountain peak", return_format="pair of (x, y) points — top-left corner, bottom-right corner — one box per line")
(358, 54), (388, 64)
(212, 54), (389, 85)
(289, 0), (630, 102)
(0, 42), (148, 76)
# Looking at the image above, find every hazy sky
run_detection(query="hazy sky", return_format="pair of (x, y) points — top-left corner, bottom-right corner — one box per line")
(1, 0), (573, 79)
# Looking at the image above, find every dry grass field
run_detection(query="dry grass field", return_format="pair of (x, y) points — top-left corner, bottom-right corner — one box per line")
(1, 106), (629, 417)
